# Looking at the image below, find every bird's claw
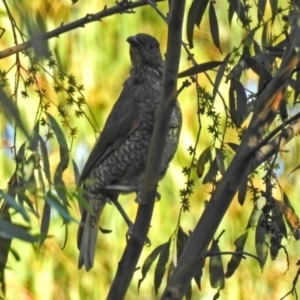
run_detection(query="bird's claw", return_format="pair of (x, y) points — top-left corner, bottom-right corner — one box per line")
(135, 191), (161, 204)
(126, 224), (151, 246)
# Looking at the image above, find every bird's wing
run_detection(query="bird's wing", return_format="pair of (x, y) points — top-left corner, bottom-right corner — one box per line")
(78, 83), (140, 185)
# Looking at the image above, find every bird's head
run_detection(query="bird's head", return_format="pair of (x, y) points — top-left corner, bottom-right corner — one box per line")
(127, 34), (163, 71)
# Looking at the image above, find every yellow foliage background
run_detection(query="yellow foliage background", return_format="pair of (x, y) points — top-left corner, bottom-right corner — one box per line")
(0, 0), (299, 299)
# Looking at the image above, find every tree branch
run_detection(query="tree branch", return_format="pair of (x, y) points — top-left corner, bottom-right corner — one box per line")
(0, 0), (163, 59)
(161, 9), (300, 300)
(106, 1), (185, 299)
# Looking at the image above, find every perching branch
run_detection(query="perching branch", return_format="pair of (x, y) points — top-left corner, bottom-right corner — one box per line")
(106, 1), (185, 299)
(161, 9), (300, 300)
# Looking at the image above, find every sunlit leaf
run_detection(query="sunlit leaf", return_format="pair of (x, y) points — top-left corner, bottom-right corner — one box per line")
(255, 214), (270, 270)
(196, 147), (211, 178)
(209, 240), (224, 289)
(138, 243), (165, 291)
(225, 231), (249, 278)
(154, 240), (171, 294)
(246, 206), (261, 229)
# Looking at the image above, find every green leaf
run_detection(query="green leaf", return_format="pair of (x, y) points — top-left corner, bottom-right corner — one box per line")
(237, 174), (248, 205)
(193, 257), (205, 290)
(138, 244), (165, 291)
(257, 0), (267, 24)
(46, 113), (69, 163)
(176, 226), (189, 259)
(154, 240), (171, 294)
(255, 214), (270, 271)
(209, 2), (222, 53)
(40, 201), (51, 247)
(72, 159), (80, 187)
(38, 135), (51, 184)
(0, 191), (30, 223)
(186, 0), (209, 48)
(0, 218), (38, 243)
(178, 61), (223, 78)
(0, 88), (29, 138)
(215, 148), (225, 175)
(212, 53), (231, 101)
(233, 79), (248, 126)
(203, 158), (218, 184)
(196, 147), (211, 178)
(45, 191), (75, 223)
(209, 240), (224, 289)
(225, 231), (249, 278)
(29, 122), (39, 151)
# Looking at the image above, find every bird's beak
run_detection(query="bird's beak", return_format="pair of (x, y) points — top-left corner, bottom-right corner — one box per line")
(127, 36), (140, 47)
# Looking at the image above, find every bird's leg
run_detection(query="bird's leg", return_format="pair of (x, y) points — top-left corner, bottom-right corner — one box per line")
(110, 197), (133, 229)
(110, 197), (151, 246)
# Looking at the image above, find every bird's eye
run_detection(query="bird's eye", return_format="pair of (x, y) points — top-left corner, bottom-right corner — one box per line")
(148, 43), (155, 49)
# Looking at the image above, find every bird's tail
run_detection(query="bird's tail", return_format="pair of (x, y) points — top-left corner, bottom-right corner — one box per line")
(77, 197), (105, 271)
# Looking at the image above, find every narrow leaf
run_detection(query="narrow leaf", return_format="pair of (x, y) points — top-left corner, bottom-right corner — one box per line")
(0, 191), (30, 222)
(0, 219), (38, 243)
(209, 2), (222, 53)
(255, 214), (270, 270)
(38, 135), (51, 184)
(0, 88), (29, 138)
(154, 240), (171, 294)
(194, 257), (205, 290)
(202, 158), (218, 184)
(40, 201), (51, 246)
(138, 244), (164, 291)
(234, 79), (248, 126)
(196, 147), (211, 178)
(212, 53), (231, 101)
(238, 174), (247, 205)
(215, 148), (225, 175)
(225, 231), (249, 277)
(177, 227), (189, 259)
(209, 240), (225, 289)
(178, 61), (223, 78)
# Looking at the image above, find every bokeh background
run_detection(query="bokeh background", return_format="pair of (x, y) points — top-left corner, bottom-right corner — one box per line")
(0, 0), (299, 299)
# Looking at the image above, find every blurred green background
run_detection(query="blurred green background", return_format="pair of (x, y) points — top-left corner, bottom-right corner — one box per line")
(0, 0), (299, 299)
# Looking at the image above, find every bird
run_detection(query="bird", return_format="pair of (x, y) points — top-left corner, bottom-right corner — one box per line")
(77, 33), (182, 271)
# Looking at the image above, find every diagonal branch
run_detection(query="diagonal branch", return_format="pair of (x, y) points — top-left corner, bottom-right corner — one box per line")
(0, 0), (163, 59)
(106, 1), (185, 299)
(161, 9), (300, 300)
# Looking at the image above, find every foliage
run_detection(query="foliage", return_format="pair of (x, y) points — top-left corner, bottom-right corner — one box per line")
(0, 0), (300, 299)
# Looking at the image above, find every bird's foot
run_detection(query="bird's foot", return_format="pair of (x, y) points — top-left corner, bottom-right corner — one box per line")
(135, 191), (161, 204)
(125, 224), (151, 246)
